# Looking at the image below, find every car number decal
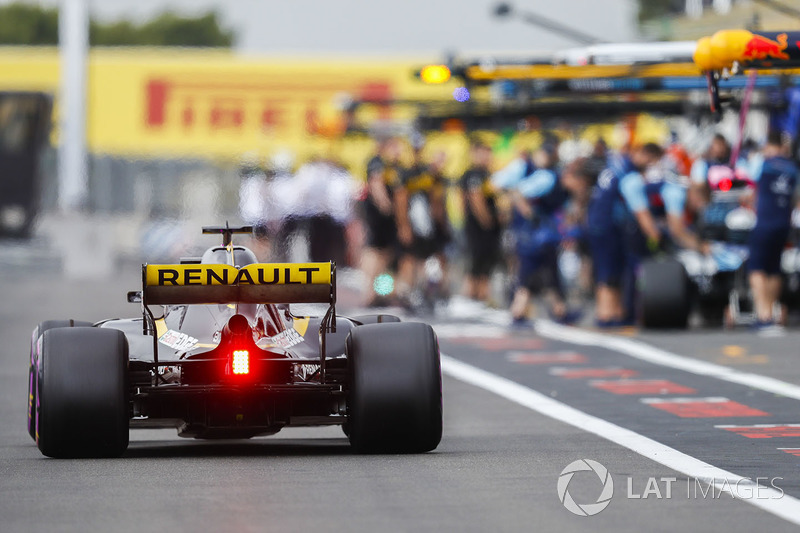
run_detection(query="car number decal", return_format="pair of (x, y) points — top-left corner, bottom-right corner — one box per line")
(159, 329), (199, 351)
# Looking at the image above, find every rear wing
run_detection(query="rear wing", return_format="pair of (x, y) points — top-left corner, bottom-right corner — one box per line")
(142, 262), (335, 306)
(135, 262), (337, 368)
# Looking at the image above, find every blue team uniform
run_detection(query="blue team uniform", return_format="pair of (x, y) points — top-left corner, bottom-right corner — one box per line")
(514, 168), (569, 293)
(620, 170), (690, 322)
(635, 180), (688, 251)
(644, 181), (686, 219)
(589, 154), (691, 323)
(618, 168), (688, 254)
(492, 156), (536, 246)
(747, 155), (798, 274)
(587, 155), (641, 286)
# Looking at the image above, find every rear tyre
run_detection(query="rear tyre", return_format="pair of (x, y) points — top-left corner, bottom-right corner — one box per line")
(28, 320), (92, 441)
(37, 327), (129, 458)
(340, 315), (401, 437)
(346, 322), (442, 453)
(639, 259), (690, 329)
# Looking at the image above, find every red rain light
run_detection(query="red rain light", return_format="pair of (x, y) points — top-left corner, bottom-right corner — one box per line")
(232, 350), (250, 375)
(718, 178), (733, 191)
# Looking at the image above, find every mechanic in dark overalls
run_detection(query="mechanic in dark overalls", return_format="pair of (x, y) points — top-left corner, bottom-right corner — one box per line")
(460, 141), (500, 303)
(589, 144), (664, 326)
(643, 178), (709, 254)
(746, 132), (799, 329)
(587, 154), (628, 327)
(691, 134), (731, 184)
(619, 144), (677, 324)
(507, 144), (579, 325)
(395, 142), (451, 305)
(360, 137), (404, 306)
(689, 133), (731, 209)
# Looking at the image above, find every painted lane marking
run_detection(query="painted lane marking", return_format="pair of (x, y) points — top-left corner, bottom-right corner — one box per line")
(716, 424), (800, 439)
(719, 345), (769, 365)
(535, 320), (800, 402)
(440, 355), (800, 526)
(432, 324), (511, 339)
(642, 396), (732, 403)
(549, 367), (639, 379)
(507, 351), (587, 365)
(777, 448), (800, 457)
(641, 397), (770, 418)
(590, 379), (695, 396)
(449, 337), (544, 351)
(717, 354), (770, 365)
(722, 345), (745, 357)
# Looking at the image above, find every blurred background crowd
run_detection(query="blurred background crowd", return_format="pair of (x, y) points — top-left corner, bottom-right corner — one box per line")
(2, 0), (800, 329)
(230, 126), (799, 330)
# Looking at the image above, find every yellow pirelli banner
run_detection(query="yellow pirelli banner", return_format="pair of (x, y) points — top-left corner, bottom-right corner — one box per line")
(0, 47), (455, 163)
(0, 47), (672, 181)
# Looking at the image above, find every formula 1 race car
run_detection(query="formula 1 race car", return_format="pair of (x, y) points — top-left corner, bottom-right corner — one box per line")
(27, 225), (442, 458)
(639, 184), (800, 329)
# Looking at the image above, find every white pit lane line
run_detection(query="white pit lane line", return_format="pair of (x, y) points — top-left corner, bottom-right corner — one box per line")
(440, 355), (800, 526)
(534, 320), (800, 401)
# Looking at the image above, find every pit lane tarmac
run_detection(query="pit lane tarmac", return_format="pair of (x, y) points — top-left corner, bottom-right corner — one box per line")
(2, 264), (799, 532)
(434, 316), (800, 526)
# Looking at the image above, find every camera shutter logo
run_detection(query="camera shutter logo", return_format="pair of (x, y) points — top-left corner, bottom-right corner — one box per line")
(557, 459), (614, 516)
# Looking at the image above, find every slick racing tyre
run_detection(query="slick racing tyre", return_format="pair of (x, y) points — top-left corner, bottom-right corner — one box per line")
(340, 316), (401, 438)
(349, 314), (401, 325)
(346, 322), (442, 453)
(28, 320), (92, 441)
(639, 258), (690, 329)
(37, 327), (129, 458)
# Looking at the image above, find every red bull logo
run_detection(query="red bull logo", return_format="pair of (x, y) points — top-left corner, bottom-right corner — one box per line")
(741, 32), (789, 61)
(698, 30), (796, 72)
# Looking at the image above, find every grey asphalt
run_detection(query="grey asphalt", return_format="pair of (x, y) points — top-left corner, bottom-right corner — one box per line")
(436, 323), (800, 498)
(637, 328), (800, 386)
(0, 261), (797, 532)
